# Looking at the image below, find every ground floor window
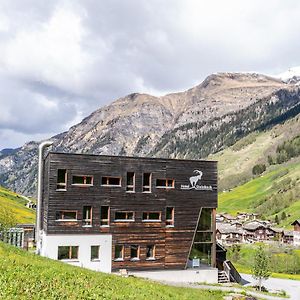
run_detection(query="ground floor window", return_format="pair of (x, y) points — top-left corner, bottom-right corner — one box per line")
(114, 245), (124, 260)
(130, 245), (140, 260)
(91, 245), (100, 261)
(189, 243), (212, 266)
(58, 246), (79, 260)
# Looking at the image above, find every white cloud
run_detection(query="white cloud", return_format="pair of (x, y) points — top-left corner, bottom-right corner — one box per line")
(1, 0), (300, 149)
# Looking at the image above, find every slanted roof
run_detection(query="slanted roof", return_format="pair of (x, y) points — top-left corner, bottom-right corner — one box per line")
(243, 221), (266, 231)
(216, 223), (243, 234)
(291, 220), (300, 226)
(270, 227), (283, 233)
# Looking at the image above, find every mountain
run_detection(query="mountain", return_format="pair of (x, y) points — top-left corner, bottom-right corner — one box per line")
(1, 72), (300, 196)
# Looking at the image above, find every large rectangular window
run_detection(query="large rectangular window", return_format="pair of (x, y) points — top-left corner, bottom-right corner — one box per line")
(91, 245), (100, 261)
(156, 179), (174, 188)
(56, 211), (77, 221)
(146, 245), (155, 260)
(126, 172), (135, 192)
(143, 173), (151, 192)
(115, 211), (134, 221)
(114, 245), (124, 260)
(72, 175), (93, 186)
(142, 212), (161, 222)
(100, 206), (110, 226)
(189, 208), (214, 266)
(57, 169), (67, 190)
(82, 206), (92, 226)
(101, 177), (121, 186)
(130, 245), (140, 260)
(58, 246), (78, 260)
(166, 207), (174, 227)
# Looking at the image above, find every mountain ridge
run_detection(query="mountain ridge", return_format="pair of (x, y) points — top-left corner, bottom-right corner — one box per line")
(0, 72), (299, 196)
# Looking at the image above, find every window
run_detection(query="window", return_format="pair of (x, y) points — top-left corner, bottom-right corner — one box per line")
(72, 175), (93, 185)
(82, 206), (92, 226)
(166, 207), (174, 227)
(146, 245), (155, 260)
(197, 208), (212, 231)
(142, 212), (161, 222)
(156, 179), (175, 188)
(57, 169), (67, 190)
(58, 246), (78, 260)
(189, 208), (214, 266)
(56, 211), (77, 221)
(130, 245), (140, 260)
(126, 172), (135, 192)
(100, 206), (110, 226)
(115, 211), (134, 221)
(91, 245), (100, 261)
(101, 176), (121, 186)
(143, 173), (151, 192)
(114, 245), (124, 260)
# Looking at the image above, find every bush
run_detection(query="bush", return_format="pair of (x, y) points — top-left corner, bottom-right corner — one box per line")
(252, 164), (266, 175)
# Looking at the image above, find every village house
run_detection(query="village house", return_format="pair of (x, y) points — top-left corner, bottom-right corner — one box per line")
(281, 230), (294, 245)
(291, 220), (300, 246)
(37, 152), (218, 275)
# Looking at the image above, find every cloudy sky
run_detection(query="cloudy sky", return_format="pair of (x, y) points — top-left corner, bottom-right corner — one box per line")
(1, 0), (300, 150)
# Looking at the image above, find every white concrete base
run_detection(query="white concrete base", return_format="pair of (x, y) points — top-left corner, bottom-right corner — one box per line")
(129, 268), (218, 284)
(40, 232), (112, 273)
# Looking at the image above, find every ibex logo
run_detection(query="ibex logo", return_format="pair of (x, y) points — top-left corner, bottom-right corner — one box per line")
(181, 170), (213, 191)
(189, 170), (203, 187)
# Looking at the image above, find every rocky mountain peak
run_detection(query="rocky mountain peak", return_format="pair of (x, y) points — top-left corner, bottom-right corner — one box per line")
(0, 71), (299, 195)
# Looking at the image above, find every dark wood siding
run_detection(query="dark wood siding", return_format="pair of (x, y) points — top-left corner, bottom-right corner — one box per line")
(43, 152), (217, 270)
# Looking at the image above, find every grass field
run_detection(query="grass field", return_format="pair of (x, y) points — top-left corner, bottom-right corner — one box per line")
(0, 186), (35, 224)
(0, 242), (226, 300)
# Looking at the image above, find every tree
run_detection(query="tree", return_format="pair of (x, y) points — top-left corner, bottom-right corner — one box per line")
(281, 211), (287, 221)
(252, 164), (266, 176)
(0, 206), (17, 240)
(230, 244), (241, 262)
(275, 214), (279, 225)
(252, 245), (271, 291)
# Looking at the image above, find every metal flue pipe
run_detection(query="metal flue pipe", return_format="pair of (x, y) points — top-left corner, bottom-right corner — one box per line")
(36, 141), (53, 253)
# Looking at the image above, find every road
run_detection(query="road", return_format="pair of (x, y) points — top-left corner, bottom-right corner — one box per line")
(241, 273), (300, 300)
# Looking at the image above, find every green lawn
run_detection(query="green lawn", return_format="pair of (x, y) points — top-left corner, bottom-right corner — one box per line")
(0, 186), (35, 224)
(0, 242), (226, 300)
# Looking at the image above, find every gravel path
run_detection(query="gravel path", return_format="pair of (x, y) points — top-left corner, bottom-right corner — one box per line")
(241, 273), (300, 300)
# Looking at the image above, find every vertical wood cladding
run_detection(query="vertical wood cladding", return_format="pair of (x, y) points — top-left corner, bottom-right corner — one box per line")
(43, 152), (217, 270)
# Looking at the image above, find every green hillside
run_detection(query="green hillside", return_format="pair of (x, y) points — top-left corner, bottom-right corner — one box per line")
(0, 186), (35, 224)
(218, 160), (300, 228)
(209, 113), (300, 191)
(0, 242), (224, 300)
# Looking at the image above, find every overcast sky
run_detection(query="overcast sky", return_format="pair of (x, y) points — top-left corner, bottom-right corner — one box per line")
(1, 0), (300, 150)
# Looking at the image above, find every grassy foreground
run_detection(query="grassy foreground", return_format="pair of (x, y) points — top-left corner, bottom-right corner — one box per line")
(0, 186), (35, 224)
(0, 242), (225, 300)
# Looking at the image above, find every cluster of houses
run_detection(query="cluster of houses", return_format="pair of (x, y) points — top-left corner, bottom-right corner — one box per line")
(216, 213), (300, 247)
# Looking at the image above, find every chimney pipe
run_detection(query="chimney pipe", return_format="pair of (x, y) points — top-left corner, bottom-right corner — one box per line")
(36, 141), (53, 253)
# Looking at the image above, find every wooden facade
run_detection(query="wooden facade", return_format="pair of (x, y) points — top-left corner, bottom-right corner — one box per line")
(41, 152), (218, 271)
